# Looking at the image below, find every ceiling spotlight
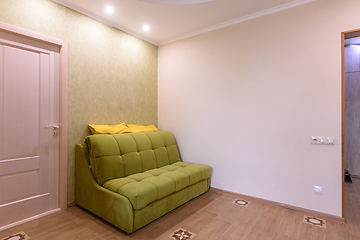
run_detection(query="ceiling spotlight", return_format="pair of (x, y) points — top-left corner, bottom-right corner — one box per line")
(143, 25), (150, 31)
(105, 6), (114, 14)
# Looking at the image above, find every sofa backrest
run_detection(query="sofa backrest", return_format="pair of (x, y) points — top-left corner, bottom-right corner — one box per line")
(85, 131), (181, 185)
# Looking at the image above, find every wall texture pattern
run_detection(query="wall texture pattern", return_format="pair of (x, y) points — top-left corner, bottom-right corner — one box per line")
(0, 0), (158, 204)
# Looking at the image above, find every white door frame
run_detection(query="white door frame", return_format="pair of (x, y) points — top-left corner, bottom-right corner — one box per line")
(0, 22), (68, 211)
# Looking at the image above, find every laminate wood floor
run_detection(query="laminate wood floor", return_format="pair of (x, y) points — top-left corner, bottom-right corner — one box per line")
(1, 180), (360, 240)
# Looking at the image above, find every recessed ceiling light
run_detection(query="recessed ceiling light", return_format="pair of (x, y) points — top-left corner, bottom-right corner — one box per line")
(143, 25), (150, 31)
(138, 0), (214, 5)
(105, 6), (114, 14)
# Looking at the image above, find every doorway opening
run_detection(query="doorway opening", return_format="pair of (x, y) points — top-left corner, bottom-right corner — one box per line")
(342, 29), (360, 221)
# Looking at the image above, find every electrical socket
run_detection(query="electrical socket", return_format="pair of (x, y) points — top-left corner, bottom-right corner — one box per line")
(311, 137), (335, 145)
(314, 186), (323, 195)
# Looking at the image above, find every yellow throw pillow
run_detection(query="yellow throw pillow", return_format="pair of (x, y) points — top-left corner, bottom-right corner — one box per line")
(88, 123), (129, 135)
(125, 124), (159, 133)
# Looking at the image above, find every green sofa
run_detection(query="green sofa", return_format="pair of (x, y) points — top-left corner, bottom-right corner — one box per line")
(75, 131), (211, 233)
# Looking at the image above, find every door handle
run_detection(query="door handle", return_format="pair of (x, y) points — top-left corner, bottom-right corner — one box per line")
(46, 125), (60, 136)
(46, 125), (59, 130)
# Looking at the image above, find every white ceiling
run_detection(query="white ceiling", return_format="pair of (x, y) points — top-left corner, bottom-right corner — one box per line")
(52, 0), (316, 46)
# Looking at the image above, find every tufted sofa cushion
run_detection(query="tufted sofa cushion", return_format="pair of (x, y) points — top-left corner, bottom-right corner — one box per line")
(102, 162), (210, 210)
(85, 131), (181, 185)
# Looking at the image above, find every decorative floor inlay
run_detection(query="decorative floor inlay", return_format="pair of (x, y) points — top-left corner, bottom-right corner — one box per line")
(169, 228), (195, 240)
(232, 199), (250, 207)
(1, 231), (30, 240)
(303, 215), (326, 228)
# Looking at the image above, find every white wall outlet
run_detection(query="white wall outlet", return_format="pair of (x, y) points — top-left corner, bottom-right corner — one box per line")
(311, 137), (335, 145)
(314, 186), (323, 195)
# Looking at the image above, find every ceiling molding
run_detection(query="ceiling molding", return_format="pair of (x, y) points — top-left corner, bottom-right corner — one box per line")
(51, 0), (159, 45)
(138, 0), (214, 5)
(158, 0), (318, 45)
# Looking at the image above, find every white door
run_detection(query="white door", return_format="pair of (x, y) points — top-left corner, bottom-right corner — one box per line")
(0, 30), (60, 227)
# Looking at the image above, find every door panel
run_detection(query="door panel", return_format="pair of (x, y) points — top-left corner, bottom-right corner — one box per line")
(1, 194), (49, 228)
(2, 171), (39, 204)
(0, 157), (39, 176)
(0, 32), (59, 227)
(39, 52), (50, 195)
(2, 46), (40, 160)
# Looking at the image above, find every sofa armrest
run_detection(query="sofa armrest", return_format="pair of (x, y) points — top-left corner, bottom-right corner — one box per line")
(75, 144), (134, 233)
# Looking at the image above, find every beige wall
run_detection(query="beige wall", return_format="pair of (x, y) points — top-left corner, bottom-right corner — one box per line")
(158, 0), (360, 217)
(0, 0), (158, 204)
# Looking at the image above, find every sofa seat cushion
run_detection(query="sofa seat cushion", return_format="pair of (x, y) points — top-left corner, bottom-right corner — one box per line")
(102, 162), (210, 210)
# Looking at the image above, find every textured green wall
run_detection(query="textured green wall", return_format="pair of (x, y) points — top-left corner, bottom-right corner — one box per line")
(0, 0), (158, 204)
